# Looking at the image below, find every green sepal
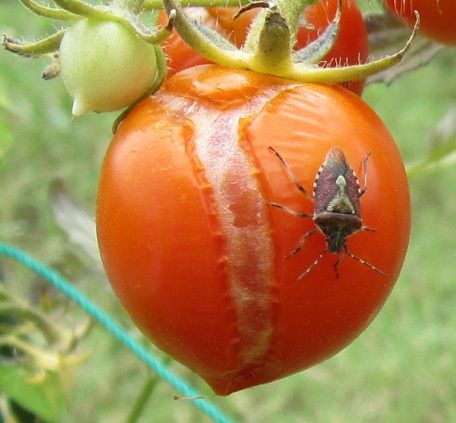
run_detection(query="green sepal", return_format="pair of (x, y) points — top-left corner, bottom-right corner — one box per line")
(293, 0), (342, 64)
(163, 0), (250, 67)
(2, 31), (65, 57)
(290, 23), (417, 83)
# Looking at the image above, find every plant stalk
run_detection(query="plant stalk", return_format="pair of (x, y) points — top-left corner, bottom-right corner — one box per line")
(113, 0), (146, 14)
(144, 0), (251, 9)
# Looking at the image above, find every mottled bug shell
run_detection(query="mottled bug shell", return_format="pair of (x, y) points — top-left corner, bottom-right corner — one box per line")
(313, 148), (361, 217)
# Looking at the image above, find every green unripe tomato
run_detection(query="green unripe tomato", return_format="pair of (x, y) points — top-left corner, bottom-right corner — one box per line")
(59, 18), (158, 116)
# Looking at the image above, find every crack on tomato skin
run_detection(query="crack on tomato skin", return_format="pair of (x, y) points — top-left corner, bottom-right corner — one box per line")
(179, 110), (243, 373)
(156, 89), (279, 382)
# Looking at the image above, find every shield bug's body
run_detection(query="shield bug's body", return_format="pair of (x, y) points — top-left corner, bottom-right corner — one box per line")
(269, 146), (383, 279)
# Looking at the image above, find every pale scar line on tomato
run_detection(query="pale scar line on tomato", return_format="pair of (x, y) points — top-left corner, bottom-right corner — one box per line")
(156, 85), (290, 375)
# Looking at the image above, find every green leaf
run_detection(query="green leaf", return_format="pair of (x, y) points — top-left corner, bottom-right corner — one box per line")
(0, 365), (65, 422)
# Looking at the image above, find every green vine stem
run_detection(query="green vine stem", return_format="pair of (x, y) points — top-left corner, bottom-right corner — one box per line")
(113, 0), (147, 14)
(126, 357), (172, 423)
(51, 0), (114, 19)
(18, 0), (78, 19)
(243, 0), (318, 50)
(143, 0), (251, 9)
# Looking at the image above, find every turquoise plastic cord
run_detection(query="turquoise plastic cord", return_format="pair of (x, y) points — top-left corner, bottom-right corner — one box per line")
(0, 243), (234, 423)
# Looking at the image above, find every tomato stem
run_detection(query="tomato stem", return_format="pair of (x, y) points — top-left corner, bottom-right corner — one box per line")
(18, 0), (78, 20)
(126, 357), (172, 423)
(249, 8), (294, 74)
(143, 0), (251, 9)
(52, 0), (113, 19)
(112, 0), (146, 14)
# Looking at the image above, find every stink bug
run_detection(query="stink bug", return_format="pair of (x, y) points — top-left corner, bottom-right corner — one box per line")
(269, 146), (384, 279)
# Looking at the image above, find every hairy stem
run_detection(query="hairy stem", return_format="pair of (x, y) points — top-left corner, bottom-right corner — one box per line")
(113, 0), (146, 14)
(18, 0), (78, 20)
(144, 0), (251, 9)
(52, 0), (113, 19)
(275, 0), (319, 36)
(243, 0), (318, 53)
(126, 358), (172, 423)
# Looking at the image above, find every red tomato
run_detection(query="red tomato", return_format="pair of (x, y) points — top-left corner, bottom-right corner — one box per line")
(158, 0), (369, 94)
(385, 0), (456, 45)
(97, 65), (410, 395)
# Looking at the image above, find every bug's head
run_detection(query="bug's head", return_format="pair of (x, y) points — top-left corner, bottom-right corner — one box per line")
(323, 148), (349, 177)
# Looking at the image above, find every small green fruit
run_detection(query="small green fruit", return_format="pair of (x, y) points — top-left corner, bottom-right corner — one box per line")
(59, 18), (158, 116)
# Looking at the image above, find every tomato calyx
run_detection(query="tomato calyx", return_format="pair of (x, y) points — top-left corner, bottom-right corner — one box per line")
(2, 0), (175, 116)
(164, 0), (421, 84)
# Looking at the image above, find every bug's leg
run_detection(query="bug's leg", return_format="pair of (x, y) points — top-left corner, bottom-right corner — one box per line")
(268, 146), (308, 198)
(268, 202), (312, 219)
(361, 225), (375, 232)
(286, 229), (318, 258)
(297, 250), (328, 280)
(359, 151), (371, 196)
(344, 252), (384, 275)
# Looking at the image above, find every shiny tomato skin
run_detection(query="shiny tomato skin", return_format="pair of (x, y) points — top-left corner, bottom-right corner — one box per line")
(385, 0), (456, 45)
(158, 0), (369, 95)
(97, 65), (410, 395)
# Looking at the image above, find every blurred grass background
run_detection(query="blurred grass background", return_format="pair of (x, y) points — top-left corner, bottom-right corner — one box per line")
(1, 0), (456, 422)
